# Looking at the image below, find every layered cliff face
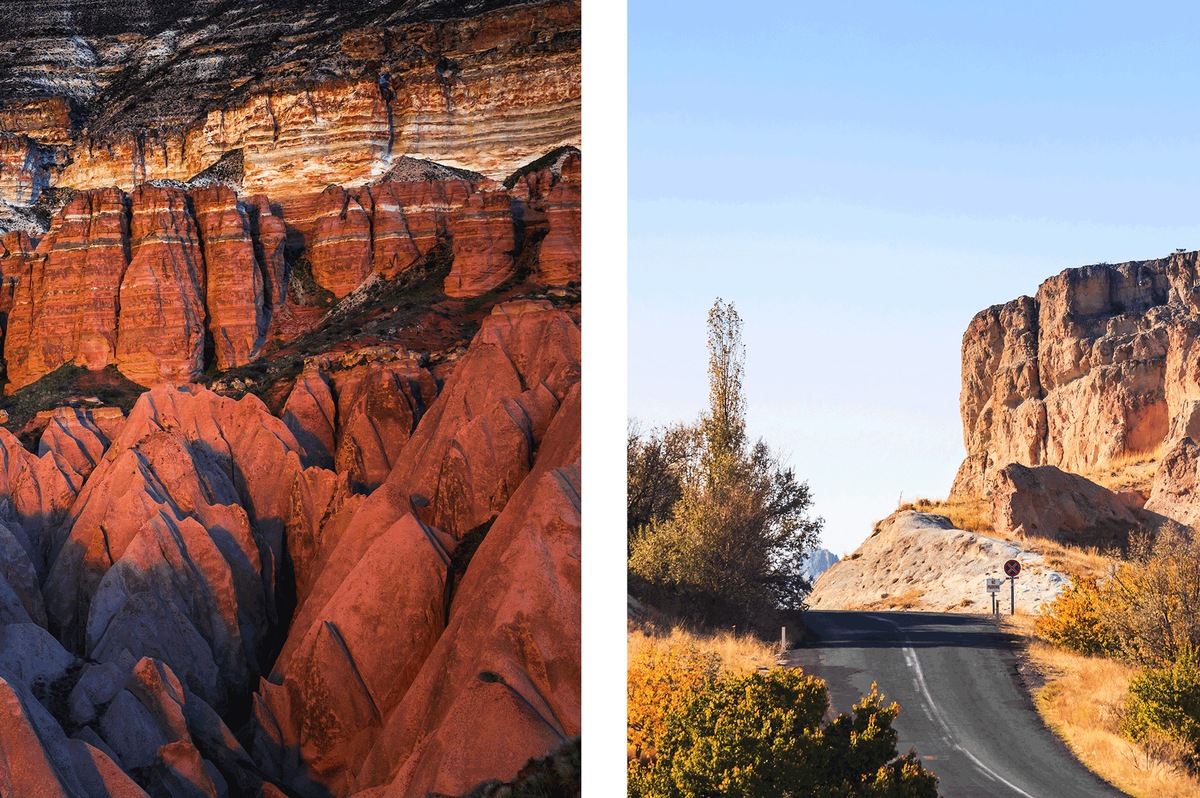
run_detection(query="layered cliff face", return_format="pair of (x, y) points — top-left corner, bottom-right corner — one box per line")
(0, 0), (580, 209)
(954, 253), (1200, 497)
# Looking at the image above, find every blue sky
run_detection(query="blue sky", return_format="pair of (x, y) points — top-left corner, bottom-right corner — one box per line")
(627, 1), (1200, 555)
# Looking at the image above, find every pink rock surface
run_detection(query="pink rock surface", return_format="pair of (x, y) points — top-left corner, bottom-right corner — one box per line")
(273, 303), (579, 680)
(310, 186), (373, 299)
(252, 514), (457, 795)
(0, 677), (73, 798)
(4, 189), (128, 390)
(116, 185), (208, 386)
(282, 371), (337, 471)
(354, 385), (580, 797)
(245, 195), (289, 311)
(39, 406), (111, 481)
(330, 360), (439, 493)
(192, 185), (266, 370)
(443, 181), (515, 298)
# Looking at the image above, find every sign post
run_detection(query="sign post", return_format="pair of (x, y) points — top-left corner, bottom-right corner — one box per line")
(1004, 559), (1021, 615)
(985, 577), (1002, 615)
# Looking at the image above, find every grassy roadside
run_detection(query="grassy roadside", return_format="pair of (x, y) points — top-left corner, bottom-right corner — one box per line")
(627, 620), (779, 675)
(1000, 613), (1200, 798)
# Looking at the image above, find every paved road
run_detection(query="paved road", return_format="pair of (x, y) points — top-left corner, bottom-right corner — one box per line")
(784, 611), (1134, 798)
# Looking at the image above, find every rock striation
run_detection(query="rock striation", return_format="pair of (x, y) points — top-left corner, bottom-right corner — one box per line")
(954, 253), (1200, 497)
(0, 1), (580, 207)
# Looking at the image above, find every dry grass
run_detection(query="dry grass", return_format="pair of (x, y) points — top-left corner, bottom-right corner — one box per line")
(856, 587), (926, 612)
(1082, 443), (1164, 495)
(899, 495), (1116, 582)
(1001, 616), (1200, 798)
(897, 496), (992, 536)
(1020, 537), (1115, 582)
(627, 620), (778, 675)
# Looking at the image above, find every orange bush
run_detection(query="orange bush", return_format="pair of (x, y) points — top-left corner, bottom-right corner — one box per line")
(627, 641), (720, 760)
(1035, 575), (1119, 656)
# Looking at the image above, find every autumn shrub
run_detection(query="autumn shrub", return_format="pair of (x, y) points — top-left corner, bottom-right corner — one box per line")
(628, 652), (939, 798)
(1124, 649), (1200, 768)
(1107, 528), (1200, 666)
(627, 641), (720, 761)
(1035, 575), (1120, 656)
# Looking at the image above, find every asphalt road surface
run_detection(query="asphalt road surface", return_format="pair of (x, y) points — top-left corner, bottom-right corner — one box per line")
(784, 611), (1134, 798)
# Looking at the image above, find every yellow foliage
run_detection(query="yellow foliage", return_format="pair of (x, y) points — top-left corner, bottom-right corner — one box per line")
(1035, 575), (1119, 656)
(627, 641), (720, 760)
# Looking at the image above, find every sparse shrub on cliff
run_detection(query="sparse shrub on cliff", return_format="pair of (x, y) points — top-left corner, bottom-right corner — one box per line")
(1035, 575), (1120, 656)
(627, 651), (939, 798)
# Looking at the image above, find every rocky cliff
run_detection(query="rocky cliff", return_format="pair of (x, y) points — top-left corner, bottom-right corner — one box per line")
(954, 252), (1200, 498)
(0, 2), (581, 796)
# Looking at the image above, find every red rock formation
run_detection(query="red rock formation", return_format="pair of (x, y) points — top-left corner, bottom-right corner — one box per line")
(191, 185), (265, 370)
(43, 385), (303, 669)
(368, 183), (436, 280)
(282, 370), (338, 471)
(331, 359), (439, 493)
(253, 514), (457, 796)
(0, 96), (76, 144)
(309, 186), (373, 299)
(38, 406), (110, 480)
(252, 301), (579, 796)
(50, 2), (580, 201)
(4, 188), (128, 390)
(512, 149), (581, 286)
(116, 185), (207, 386)
(443, 181), (515, 297)
(245, 194), (288, 310)
(354, 385), (580, 797)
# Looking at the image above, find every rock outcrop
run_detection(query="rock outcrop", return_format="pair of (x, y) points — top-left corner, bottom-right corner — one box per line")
(0, 1), (580, 207)
(954, 253), (1200, 497)
(251, 301), (580, 797)
(986, 463), (1160, 548)
(808, 511), (1068, 614)
(1144, 436), (1200, 526)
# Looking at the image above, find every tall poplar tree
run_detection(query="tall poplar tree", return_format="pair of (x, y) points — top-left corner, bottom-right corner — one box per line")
(629, 298), (824, 621)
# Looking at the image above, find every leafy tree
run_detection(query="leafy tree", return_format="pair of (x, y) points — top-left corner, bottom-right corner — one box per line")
(1107, 528), (1200, 666)
(627, 420), (699, 553)
(629, 299), (823, 620)
(1123, 648), (1200, 768)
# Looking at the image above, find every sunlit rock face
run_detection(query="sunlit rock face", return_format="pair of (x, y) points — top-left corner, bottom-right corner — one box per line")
(0, 0), (580, 209)
(253, 302), (580, 798)
(954, 252), (1200, 497)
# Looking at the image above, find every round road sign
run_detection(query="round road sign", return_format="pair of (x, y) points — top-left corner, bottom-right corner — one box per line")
(1004, 559), (1021, 578)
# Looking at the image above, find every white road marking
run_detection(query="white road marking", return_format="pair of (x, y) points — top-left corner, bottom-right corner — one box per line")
(870, 615), (1039, 798)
